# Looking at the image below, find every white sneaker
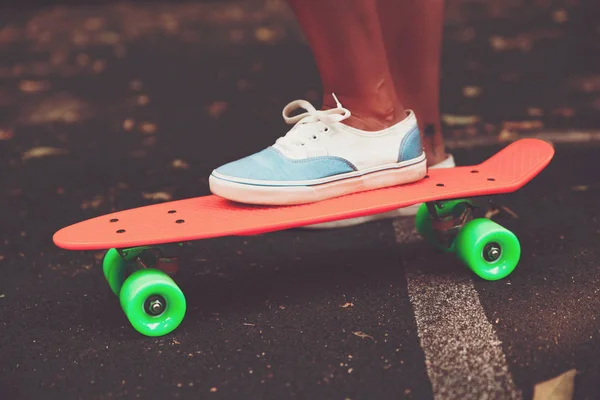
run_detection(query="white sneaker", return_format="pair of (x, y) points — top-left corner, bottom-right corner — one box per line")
(300, 153), (455, 229)
(209, 94), (427, 205)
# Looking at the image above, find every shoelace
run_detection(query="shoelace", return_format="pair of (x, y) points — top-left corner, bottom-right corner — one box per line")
(275, 93), (351, 151)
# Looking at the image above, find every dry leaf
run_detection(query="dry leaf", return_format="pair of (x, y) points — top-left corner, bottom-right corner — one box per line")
(139, 122), (157, 134)
(498, 129), (519, 142)
(76, 53), (90, 67)
(255, 27), (277, 42)
(99, 32), (120, 45)
(490, 36), (509, 51)
(171, 159), (189, 169)
(142, 192), (172, 201)
(533, 369), (576, 400)
(207, 101), (228, 119)
(462, 86), (481, 98)
(500, 205), (519, 219)
(122, 118), (135, 131)
(137, 95), (149, 106)
(571, 185), (589, 192)
(552, 108), (575, 118)
(81, 195), (104, 210)
(340, 302), (354, 308)
(503, 120), (543, 130)
(353, 331), (374, 340)
(129, 80), (143, 91)
(485, 208), (501, 219)
(92, 60), (106, 73)
(19, 80), (50, 93)
(552, 9), (568, 23)
(243, 323), (256, 327)
(528, 108), (544, 117)
(84, 17), (105, 31)
(23, 95), (88, 125)
(441, 114), (480, 126)
(0, 129), (14, 140)
(22, 147), (68, 160)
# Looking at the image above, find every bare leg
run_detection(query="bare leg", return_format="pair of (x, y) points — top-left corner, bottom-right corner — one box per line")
(377, 0), (447, 166)
(287, 0), (407, 131)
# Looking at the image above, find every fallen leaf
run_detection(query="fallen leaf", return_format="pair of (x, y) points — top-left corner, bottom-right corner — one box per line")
(500, 205), (519, 219)
(498, 129), (519, 142)
(122, 118), (135, 131)
(137, 95), (149, 106)
(142, 192), (172, 201)
(84, 17), (106, 31)
(0, 129), (14, 140)
(571, 185), (589, 191)
(171, 159), (189, 169)
(485, 208), (501, 219)
(207, 101), (228, 119)
(130, 80), (143, 91)
(22, 147), (68, 160)
(76, 53), (90, 66)
(462, 86), (481, 98)
(504, 120), (543, 130)
(353, 331), (374, 340)
(19, 80), (50, 93)
(243, 323), (256, 327)
(92, 60), (106, 73)
(81, 195), (104, 210)
(527, 107), (544, 117)
(441, 114), (480, 126)
(552, 108), (575, 118)
(172, 339), (180, 345)
(533, 369), (576, 400)
(255, 26), (277, 42)
(139, 122), (157, 134)
(340, 302), (354, 308)
(99, 32), (120, 45)
(552, 9), (568, 23)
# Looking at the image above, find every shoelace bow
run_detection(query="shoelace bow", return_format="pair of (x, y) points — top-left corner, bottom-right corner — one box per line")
(275, 93), (351, 150)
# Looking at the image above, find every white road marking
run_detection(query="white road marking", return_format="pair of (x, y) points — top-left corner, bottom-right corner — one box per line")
(393, 218), (522, 400)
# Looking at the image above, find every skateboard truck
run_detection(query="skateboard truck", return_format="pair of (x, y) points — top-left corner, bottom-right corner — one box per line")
(425, 200), (475, 249)
(117, 243), (183, 275)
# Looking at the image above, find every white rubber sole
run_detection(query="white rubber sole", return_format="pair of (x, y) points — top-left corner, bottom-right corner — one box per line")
(209, 158), (427, 206)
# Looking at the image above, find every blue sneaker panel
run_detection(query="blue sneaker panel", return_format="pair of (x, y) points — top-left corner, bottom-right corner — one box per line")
(398, 125), (424, 162)
(214, 147), (357, 183)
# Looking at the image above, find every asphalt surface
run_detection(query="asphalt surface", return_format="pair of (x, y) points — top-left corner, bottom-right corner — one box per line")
(1, 0), (600, 399)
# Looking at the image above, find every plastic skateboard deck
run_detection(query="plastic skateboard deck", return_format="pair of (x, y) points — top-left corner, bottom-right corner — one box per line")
(54, 138), (554, 250)
(52, 138), (554, 337)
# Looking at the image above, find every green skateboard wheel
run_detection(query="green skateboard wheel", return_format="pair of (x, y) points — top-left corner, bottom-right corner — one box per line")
(415, 200), (471, 252)
(119, 269), (186, 337)
(455, 218), (521, 280)
(102, 248), (130, 296)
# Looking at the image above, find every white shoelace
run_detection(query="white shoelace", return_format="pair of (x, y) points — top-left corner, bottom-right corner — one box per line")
(275, 93), (351, 153)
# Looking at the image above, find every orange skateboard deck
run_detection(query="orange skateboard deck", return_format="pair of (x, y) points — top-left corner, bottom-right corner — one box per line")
(54, 138), (554, 250)
(52, 138), (554, 337)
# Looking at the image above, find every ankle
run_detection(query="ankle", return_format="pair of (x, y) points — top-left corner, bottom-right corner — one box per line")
(321, 90), (405, 131)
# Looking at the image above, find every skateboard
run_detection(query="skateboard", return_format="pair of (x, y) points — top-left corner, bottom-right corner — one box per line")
(53, 138), (554, 337)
